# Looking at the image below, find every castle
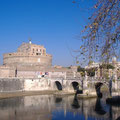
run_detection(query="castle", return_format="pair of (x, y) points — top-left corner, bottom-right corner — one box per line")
(0, 41), (78, 78)
(3, 41), (52, 67)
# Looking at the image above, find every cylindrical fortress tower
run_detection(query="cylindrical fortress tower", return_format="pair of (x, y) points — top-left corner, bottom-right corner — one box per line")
(3, 42), (52, 67)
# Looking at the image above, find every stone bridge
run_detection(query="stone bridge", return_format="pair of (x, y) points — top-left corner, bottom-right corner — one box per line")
(0, 77), (120, 96)
(48, 76), (120, 96)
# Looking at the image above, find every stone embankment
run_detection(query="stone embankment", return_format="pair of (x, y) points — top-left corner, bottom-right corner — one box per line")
(0, 78), (53, 99)
(0, 78), (75, 99)
(0, 90), (56, 99)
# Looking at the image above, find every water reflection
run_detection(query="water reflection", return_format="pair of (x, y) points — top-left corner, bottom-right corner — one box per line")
(0, 97), (23, 108)
(116, 116), (120, 120)
(72, 95), (80, 109)
(55, 97), (62, 103)
(94, 98), (106, 115)
(0, 94), (120, 120)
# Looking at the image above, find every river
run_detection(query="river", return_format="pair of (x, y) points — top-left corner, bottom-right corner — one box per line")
(0, 94), (120, 120)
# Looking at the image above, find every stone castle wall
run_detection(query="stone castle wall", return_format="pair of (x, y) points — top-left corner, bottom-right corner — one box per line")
(0, 64), (78, 78)
(0, 78), (24, 92)
(3, 42), (52, 67)
(0, 42), (78, 79)
(0, 66), (15, 78)
(3, 53), (52, 67)
(17, 71), (39, 78)
(0, 78), (51, 92)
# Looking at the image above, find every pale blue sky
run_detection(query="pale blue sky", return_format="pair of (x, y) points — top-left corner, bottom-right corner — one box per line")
(0, 0), (95, 66)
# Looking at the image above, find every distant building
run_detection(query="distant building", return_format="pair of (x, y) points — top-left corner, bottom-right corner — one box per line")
(85, 62), (100, 69)
(85, 57), (120, 79)
(0, 41), (78, 78)
(3, 42), (52, 67)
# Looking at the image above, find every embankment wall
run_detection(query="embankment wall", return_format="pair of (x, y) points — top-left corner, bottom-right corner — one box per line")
(0, 78), (51, 92)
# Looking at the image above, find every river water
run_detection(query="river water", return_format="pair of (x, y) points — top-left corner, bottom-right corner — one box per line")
(0, 94), (120, 120)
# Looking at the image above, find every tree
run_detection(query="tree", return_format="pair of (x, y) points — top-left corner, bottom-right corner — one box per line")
(86, 67), (97, 77)
(100, 63), (115, 69)
(88, 60), (94, 65)
(99, 63), (114, 79)
(73, 0), (120, 63)
(77, 66), (85, 76)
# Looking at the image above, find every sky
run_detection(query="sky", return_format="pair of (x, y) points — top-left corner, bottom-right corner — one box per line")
(0, 0), (95, 66)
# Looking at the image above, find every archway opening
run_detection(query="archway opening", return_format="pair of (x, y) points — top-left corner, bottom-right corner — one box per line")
(72, 82), (79, 90)
(55, 81), (62, 91)
(95, 82), (109, 98)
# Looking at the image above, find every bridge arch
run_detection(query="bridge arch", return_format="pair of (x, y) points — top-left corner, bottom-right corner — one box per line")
(69, 81), (82, 91)
(95, 82), (109, 97)
(54, 81), (62, 91)
(72, 81), (79, 90)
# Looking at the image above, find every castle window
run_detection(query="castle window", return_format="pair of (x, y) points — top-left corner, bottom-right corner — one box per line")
(36, 53), (41, 55)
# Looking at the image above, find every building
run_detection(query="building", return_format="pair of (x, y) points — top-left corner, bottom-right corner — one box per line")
(85, 58), (120, 78)
(3, 41), (52, 67)
(0, 41), (78, 78)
